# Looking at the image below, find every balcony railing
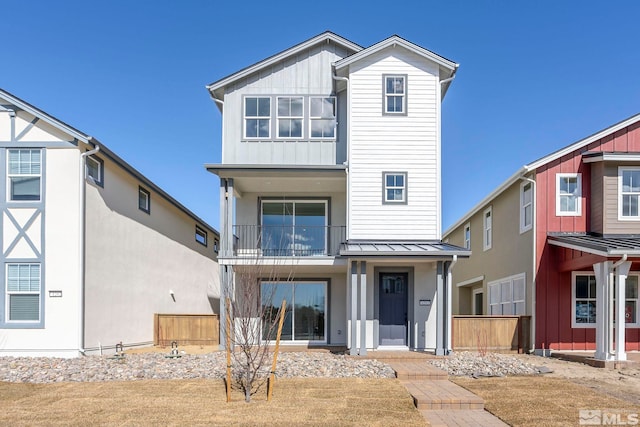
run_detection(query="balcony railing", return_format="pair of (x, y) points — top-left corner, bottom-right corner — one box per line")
(233, 225), (346, 257)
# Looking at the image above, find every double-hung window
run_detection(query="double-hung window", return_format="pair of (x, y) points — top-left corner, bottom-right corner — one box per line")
(463, 223), (471, 249)
(619, 167), (640, 219)
(557, 173), (581, 216)
(6, 263), (41, 322)
(138, 187), (150, 214)
(383, 172), (407, 204)
(483, 207), (492, 251)
(384, 75), (406, 114)
(195, 225), (208, 246)
(8, 149), (41, 201)
(309, 97), (336, 139)
(86, 155), (104, 186)
(520, 181), (533, 233)
(244, 97), (271, 138)
(277, 97), (303, 138)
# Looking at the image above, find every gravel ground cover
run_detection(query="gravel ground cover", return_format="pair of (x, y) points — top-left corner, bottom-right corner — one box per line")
(429, 351), (544, 377)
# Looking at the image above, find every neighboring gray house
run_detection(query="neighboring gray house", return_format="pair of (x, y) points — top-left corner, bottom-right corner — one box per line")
(206, 32), (469, 355)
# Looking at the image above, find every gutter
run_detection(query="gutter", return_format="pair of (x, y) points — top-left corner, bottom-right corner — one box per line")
(520, 175), (537, 354)
(332, 70), (350, 238)
(78, 141), (100, 356)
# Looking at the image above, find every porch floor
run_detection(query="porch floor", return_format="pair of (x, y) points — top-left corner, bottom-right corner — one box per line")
(363, 353), (508, 426)
(550, 350), (640, 369)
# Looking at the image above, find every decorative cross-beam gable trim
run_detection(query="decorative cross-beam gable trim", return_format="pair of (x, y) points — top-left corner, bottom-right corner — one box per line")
(14, 117), (40, 141)
(3, 209), (42, 258)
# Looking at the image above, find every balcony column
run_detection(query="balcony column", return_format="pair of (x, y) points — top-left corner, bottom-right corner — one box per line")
(615, 261), (631, 361)
(219, 178), (234, 350)
(350, 260), (358, 355)
(435, 261), (446, 356)
(593, 261), (611, 360)
(359, 261), (367, 356)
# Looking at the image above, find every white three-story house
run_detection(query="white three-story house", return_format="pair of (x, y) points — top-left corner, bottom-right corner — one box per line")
(206, 32), (468, 354)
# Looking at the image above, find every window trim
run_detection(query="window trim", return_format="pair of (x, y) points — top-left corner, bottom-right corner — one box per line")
(472, 288), (484, 315)
(276, 96), (304, 139)
(309, 96), (336, 140)
(463, 223), (471, 250)
(138, 186), (150, 214)
(86, 154), (104, 187)
(556, 173), (582, 217)
(7, 148), (42, 202)
(382, 74), (407, 116)
(243, 96), (271, 139)
(618, 166), (640, 221)
(483, 206), (492, 251)
(382, 171), (408, 205)
(488, 273), (526, 315)
(520, 181), (533, 233)
(195, 225), (208, 247)
(5, 263), (42, 325)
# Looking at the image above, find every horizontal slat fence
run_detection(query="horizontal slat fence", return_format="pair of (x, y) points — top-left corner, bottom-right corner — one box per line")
(154, 314), (219, 346)
(452, 315), (531, 353)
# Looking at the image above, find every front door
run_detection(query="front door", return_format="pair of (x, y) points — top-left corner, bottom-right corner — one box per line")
(379, 273), (408, 346)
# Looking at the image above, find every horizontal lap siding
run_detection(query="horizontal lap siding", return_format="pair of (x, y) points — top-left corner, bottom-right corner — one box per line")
(349, 49), (439, 240)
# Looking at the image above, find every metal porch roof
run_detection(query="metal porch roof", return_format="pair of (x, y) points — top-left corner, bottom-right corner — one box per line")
(339, 241), (470, 258)
(548, 233), (640, 257)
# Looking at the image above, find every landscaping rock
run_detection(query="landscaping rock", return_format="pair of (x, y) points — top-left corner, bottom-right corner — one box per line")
(429, 351), (539, 377)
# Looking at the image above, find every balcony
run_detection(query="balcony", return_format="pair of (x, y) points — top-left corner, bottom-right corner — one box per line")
(233, 225), (346, 257)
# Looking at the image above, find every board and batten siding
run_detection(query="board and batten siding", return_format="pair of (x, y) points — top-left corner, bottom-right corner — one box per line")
(348, 48), (440, 240)
(221, 42), (352, 165)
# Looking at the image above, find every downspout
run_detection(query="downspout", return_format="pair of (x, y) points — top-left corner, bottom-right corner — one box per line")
(79, 141), (100, 355)
(520, 175), (537, 354)
(446, 255), (458, 354)
(332, 71), (350, 239)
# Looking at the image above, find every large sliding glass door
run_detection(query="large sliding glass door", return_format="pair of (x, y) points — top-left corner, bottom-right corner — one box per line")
(261, 281), (327, 343)
(261, 200), (327, 256)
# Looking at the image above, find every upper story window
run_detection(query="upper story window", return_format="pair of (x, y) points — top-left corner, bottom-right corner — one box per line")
(520, 181), (533, 233)
(556, 173), (581, 216)
(195, 225), (208, 246)
(383, 172), (407, 204)
(86, 155), (104, 187)
(463, 223), (471, 249)
(138, 187), (150, 214)
(244, 97), (271, 138)
(619, 167), (640, 220)
(383, 75), (406, 115)
(310, 97), (336, 139)
(8, 149), (41, 201)
(6, 263), (41, 322)
(277, 97), (303, 138)
(483, 207), (492, 251)
(261, 200), (328, 256)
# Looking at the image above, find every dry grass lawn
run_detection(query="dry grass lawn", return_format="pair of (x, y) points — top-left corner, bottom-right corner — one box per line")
(453, 376), (639, 427)
(0, 378), (426, 426)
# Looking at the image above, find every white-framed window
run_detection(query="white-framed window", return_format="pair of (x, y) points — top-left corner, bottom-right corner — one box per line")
(556, 173), (581, 216)
(483, 207), (492, 251)
(573, 272), (640, 328)
(473, 288), (484, 315)
(488, 273), (525, 315)
(244, 97), (271, 139)
(309, 97), (336, 139)
(619, 167), (640, 220)
(463, 223), (471, 249)
(277, 96), (303, 138)
(6, 263), (41, 322)
(261, 280), (327, 343)
(86, 155), (104, 186)
(195, 225), (207, 246)
(383, 172), (407, 204)
(138, 187), (150, 214)
(7, 149), (41, 201)
(520, 181), (533, 233)
(261, 200), (328, 256)
(384, 75), (406, 114)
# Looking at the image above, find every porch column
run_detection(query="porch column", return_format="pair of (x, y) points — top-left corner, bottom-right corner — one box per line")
(350, 260), (358, 355)
(219, 178), (235, 350)
(593, 261), (611, 360)
(435, 261), (445, 356)
(615, 261), (631, 361)
(359, 261), (367, 356)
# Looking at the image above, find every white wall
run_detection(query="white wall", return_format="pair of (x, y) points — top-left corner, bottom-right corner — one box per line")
(348, 47), (441, 240)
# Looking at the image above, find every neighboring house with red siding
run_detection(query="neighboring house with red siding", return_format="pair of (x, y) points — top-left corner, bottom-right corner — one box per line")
(444, 114), (640, 361)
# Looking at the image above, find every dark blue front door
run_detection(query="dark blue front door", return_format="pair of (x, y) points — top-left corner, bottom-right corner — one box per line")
(379, 273), (408, 346)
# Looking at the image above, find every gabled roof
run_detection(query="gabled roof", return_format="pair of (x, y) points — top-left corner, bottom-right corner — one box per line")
(333, 34), (458, 72)
(548, 233), (640, 257)
(206, 31), (363, 93)
(0, 88), (218, 236)
(443, 112), (640, 236)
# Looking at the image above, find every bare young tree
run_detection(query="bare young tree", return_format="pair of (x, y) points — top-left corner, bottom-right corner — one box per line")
(224, 229), (295, 403)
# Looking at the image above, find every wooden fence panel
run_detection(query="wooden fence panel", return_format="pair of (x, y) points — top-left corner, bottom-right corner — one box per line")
(154, 314), (219, 346)
(452, 315), (531, 353)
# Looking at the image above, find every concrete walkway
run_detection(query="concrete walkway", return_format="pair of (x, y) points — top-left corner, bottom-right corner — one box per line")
(367, 352), (508, 426)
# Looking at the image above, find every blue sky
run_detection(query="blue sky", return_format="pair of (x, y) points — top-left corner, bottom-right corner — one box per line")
(2, 1), (639, 232)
